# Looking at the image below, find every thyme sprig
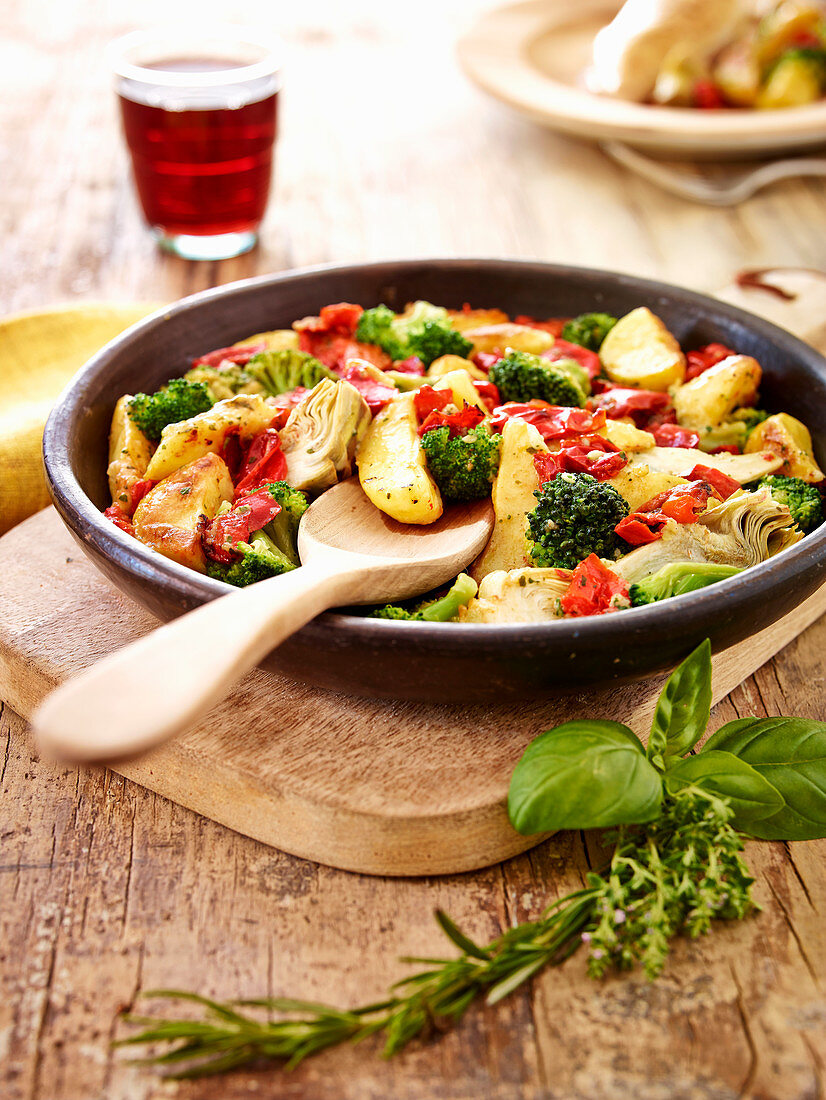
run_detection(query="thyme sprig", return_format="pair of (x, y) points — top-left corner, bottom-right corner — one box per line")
(119, 787), (756, 1078)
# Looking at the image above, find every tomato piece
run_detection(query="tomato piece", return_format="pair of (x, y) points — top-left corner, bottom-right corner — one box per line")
(687, 464), (740, 500)
(418, 403), (485, 438)
(693, 79), (726, 109)
(413, 385), (453, 421)
(560, 554), (629, 617)
(294, 302), (364, 337)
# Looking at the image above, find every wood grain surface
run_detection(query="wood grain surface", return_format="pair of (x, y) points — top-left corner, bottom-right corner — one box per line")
(3, 0), (826, 1097)
(5, 507), (826, 881)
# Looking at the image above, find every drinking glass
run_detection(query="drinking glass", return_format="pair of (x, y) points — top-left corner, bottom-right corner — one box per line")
(108, 27), (281, 260)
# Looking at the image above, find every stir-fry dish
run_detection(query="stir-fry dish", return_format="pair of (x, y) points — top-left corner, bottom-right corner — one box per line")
(588, 0), (826, 110)
(104, 298), (824, 623)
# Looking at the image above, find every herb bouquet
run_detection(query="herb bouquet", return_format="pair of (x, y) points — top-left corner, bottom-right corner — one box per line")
(120, 640), (826, 1077)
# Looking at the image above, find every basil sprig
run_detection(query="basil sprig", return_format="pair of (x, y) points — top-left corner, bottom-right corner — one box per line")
(508, 640), (826, 841)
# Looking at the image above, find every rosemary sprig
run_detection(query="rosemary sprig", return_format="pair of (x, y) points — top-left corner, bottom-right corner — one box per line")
(118, 787), (757, 1078)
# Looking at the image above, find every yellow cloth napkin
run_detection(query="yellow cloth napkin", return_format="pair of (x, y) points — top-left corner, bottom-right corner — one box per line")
(0, 303), (160, 536)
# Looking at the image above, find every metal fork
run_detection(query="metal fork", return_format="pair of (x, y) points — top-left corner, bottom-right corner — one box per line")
(602, 141), (826, 206)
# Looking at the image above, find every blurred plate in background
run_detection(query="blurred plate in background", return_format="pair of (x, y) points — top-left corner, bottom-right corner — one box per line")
(458, 0), (826, 159)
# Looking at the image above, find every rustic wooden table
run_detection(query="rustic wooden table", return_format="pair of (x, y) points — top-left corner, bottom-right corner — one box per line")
(3, 2), (826, 1098)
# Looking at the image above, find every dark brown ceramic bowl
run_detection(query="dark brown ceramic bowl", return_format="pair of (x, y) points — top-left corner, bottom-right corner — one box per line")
(43, 259), (826, 702)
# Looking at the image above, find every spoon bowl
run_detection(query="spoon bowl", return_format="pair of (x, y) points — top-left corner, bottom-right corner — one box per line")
(33, 480), (493, 764)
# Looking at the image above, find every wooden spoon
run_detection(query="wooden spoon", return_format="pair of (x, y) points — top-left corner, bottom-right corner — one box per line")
(33, 479), (493, 763)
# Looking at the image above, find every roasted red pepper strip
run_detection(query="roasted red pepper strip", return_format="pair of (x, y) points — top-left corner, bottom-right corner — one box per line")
(542, 339), (601, 381)
(205, 488), (283, 562)
(514, 315), (567, 338)
(589, 386), (673, 428)
(472, 379), (501, 413)
(393, 355), (426, 376)
(559, 554), (629, 617)
(296, 332), (391, 373)
(418, 403), (485, 438)
(615, 481), (718, 545)
(685, 342), (736, 382)
(192, 343), (266, 368)
(340, 364), (397, 414)
(103, 503), (135, 537)
(490, 402), (606, 442)
(693, 79), (727, 109)
(235, 428), (288, 496)
(472, 350), (504, 373)
(413, 385), (453, 421)
(687, 464), (740, 500)
(532, 437), (627, 484)
(651, 422), (701, 449)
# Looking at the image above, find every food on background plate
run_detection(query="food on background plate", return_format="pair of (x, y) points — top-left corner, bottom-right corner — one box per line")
(587, 0), (826, 110)
(103, 296), (824, 624)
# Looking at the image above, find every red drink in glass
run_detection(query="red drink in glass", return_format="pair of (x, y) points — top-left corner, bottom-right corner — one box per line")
(109, 31), (281, 260)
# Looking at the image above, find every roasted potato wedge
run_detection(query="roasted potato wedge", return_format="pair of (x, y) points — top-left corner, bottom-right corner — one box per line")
(432, 369), (490, 414)
(471, 419), (547, 581)
(133, 453), (234, 573)
(608, 465), (689, 513)
(599, 307), (686, 391)
(428, 355), (488, 381)
(599, 419), (656, 453)
(145, 394), (274, 481)
(447, 308), (509, 333)
(744, 413), (824, 482)
(234, 329), (299, 351)
(462, 323), (554, 357)
(107, 395), (155, 514)
(357, 392), (443, 524)
(672, 355), (762, 430)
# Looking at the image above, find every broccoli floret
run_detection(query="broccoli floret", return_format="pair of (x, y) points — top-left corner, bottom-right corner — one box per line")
(407, 321), (473, 367)
(561, 312), (618, 351)
(261, 481), (310, 566)
(355, 301), (471, 366)
(369, 573), (478, 621)
(208, 530), (295, 588)
(629, 562), (742, 606)
(527, 472), (629, 570)
(127, 378), (214, 442)
(757, 475), (824, 534)
(355, 305), (409, 360)
(421, 424), (501, 501)
(489, 350), (588, 407)
(245, 349), (337, 396)
(184, 363), (266, 401)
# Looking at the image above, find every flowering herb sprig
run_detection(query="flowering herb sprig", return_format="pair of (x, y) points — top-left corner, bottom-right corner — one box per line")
(119, 640), (826, 1078)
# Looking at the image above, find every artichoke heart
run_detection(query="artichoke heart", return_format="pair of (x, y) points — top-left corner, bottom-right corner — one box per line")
(281, 379), (371, 494)
(459, 568), (569, 623)
(614, 487), (803, 584)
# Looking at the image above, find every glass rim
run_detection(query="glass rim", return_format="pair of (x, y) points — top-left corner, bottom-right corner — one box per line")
(107, 26), (282, 87)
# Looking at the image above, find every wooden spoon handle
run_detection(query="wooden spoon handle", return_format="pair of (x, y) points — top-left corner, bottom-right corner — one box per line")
(33, 561), (354, 763)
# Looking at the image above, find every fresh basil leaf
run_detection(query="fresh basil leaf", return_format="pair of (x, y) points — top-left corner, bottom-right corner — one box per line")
(703, 717), (826, 840)
(649, 638), (712, 766)
(508, 720), (663, 835)
(664, 750), (784, 830)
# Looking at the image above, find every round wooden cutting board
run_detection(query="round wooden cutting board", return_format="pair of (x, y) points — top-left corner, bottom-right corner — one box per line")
(3, 508), (825, 876)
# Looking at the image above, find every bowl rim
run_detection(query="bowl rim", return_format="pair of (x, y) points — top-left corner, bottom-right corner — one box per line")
(43, 256), (826, 651)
